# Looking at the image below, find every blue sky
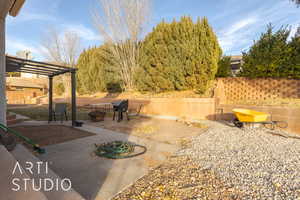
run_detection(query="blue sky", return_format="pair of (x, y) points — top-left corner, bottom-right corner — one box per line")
(5, 0), (300, 60)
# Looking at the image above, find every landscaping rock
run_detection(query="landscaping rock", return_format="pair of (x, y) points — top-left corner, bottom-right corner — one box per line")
(113, 156), (243, 200)
(179, 122), (300, 200)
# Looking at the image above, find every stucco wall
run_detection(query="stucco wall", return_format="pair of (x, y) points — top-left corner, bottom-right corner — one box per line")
(58, 97), (216, 120)
(6, 88), (44, 104)
(130, 98), (216, 120)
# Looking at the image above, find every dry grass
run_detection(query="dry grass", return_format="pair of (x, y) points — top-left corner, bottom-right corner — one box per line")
(132, 125), (159, 135)
(76, 90), (214, 99)
(227, 98), (300, 108)
(176, 117), (208, 129)
(8, 106), (91, 121)
(179, 138), (193, 149)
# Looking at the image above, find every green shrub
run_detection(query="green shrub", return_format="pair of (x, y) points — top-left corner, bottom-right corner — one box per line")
(76, 45), (121, 94)
(135, 16), (222, 93)
(54, 82), (65, 96)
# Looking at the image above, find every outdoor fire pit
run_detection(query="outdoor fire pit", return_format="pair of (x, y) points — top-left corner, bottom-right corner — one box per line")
(88, 111), (106, 122)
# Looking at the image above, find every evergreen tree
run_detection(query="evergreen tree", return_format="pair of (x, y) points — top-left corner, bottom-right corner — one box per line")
(136, 16), (221, 93)
(291, 0), (300, 6)
(76, 45), (121, 94)
(295, 26), (300, 37)
(216, 56), (232, 77)
(241, 25), (291, 78)
(286, 32), (300, 78)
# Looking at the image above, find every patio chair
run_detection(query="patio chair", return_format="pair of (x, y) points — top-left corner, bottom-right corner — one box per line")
(53, 103), (68, 123)
(129, 104), (143, 117)
(113, 100), (129, 122)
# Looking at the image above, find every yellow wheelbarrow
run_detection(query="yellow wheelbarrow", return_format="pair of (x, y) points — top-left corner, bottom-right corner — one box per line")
(232, 109), (288, 130)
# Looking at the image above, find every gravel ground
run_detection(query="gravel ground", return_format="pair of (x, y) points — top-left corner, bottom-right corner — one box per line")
(113, 156), (243, 200)
(179, 122), (300, 200)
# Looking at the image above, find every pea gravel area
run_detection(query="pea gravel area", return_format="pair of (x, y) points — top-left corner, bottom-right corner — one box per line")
(113, 156), (243, 200)
(113, 121), (300, 200)
(179, 122), (300, 200)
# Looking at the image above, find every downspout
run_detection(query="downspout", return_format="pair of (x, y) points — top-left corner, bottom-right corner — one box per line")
(0, 17), (6, 125)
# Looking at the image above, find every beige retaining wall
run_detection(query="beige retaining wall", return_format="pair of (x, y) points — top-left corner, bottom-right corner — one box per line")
(130, 98), (216, 120)
(56, 94), (300, 135)
(216, 78), (300, 104)
(60, 97), (216, 121)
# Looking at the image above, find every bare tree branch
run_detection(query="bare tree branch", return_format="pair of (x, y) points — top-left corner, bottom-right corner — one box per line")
(290, 0), (300, 6)
(92, 0), (151, 91)
(41, 27), (81, 67)
(41, 27), (82, 97)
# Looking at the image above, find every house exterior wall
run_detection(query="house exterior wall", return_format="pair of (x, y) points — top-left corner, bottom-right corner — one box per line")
(0, 17), (6, 125)
(6, 77), (48, 87)
(0, 0), (15, 125)
(7, 88), (46, 104)
(230, 55), (243, 76)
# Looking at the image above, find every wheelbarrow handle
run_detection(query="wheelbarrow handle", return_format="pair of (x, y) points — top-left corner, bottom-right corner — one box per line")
(273, 121), (288, 129)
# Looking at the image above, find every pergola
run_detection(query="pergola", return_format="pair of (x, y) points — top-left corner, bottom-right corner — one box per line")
(6, 55), (78, 126)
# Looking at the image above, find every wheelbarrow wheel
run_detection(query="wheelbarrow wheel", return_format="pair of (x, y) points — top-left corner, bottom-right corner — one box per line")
(233, 118), (244, 128)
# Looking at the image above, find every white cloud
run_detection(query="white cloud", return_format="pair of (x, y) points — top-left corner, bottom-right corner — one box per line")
(5, 24), (102, 60)
(225, 17), (258, 36)
(6, 38), (43, 60)
(63, 24), (102, 41)
(218, 16), (258, 54)
(18, 13), (55, 22)
(7, 12), (56, 25)
(216, 0), (300, 55)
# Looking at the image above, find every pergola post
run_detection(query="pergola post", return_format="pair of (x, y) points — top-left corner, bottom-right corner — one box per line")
(48, 76), (53, 122)
(0, 18), (6, 126)
(71, 71), (76, 126)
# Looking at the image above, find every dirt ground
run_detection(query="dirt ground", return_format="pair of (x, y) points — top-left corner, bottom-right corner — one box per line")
(12, 125), (95, 147)
(86, 116), (207, 146)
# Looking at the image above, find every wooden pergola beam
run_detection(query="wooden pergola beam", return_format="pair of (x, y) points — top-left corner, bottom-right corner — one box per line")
(48, 76), (53, 123)
(7, 55), (71, 69)
(71, 71), (76, 126)
(16, 69), (52, 76)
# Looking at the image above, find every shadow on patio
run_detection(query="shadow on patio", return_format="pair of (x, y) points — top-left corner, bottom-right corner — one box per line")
(8, 97), (192, 199)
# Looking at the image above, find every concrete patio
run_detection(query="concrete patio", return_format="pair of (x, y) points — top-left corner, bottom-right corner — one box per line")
(15, 122), (179, 200)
